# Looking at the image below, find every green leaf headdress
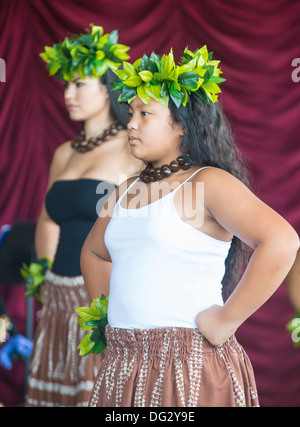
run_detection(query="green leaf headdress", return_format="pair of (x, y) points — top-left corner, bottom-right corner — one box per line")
(40, 24), (130, 81)
(111, 45), (225, 108)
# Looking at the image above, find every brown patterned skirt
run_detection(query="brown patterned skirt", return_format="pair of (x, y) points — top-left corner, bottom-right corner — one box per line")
(89, 325), (259, 407)
(25, 271), (102, 407)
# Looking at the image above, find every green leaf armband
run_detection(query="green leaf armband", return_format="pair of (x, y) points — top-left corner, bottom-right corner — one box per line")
(76, 295), (109, 356)
(20, 257), (53, 303)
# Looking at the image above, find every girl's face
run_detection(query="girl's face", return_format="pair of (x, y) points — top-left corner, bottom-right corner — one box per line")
(64, 76), (110, 122)
(128, 97), (184, 166)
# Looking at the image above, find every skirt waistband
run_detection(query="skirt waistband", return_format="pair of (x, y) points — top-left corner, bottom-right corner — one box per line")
(105, 325), (239, 360)
(45, 270), (85, 287)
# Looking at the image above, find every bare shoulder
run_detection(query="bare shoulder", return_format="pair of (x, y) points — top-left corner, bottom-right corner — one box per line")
(194, 166), (245, 184)
(52, 140), (73, 163)
(193, 167), (298, 249)
(193, 166), (251, 197)
(48, 140), (73, 182)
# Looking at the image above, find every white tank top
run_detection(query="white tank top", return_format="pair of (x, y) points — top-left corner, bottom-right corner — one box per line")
(105, 167), (232, 329)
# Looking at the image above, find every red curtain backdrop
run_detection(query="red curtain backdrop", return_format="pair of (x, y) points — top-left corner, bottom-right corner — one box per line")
(1, 0), (300, 407)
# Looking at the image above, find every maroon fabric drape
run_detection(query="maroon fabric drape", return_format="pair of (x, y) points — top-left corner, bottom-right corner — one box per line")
(1, 0), (300, 407)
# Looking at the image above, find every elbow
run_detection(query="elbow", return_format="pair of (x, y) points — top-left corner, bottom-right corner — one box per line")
(256, 224), (300, 262)
(293, 232), (300, 254)
(276, 226), (299, 261)
(286, 226), (299, 252)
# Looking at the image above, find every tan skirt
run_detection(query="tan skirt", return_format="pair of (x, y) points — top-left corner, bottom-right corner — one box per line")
(25, 271), (102, 407)
(89, 325), (259, 407)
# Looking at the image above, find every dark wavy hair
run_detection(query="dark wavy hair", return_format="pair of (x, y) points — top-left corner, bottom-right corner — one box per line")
(169, 93), (251, 301)
(100, 68), (129, 128)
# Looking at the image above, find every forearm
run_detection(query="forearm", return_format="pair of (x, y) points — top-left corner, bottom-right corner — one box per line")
(35, 214), (60, 261)
(80, 245), (112, 300)
(196, 235), (299, 347)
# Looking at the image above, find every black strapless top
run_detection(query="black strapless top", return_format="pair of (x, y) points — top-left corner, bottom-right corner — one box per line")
(45, 179), (116, 276)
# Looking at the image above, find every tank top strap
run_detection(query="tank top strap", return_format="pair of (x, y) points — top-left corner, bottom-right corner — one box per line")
(173, 166), (212, 194)
(118, 176), (140, 205)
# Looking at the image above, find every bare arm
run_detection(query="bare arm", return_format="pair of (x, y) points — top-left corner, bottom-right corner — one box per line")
(195, 168), (299, 346)
(34, 142), (71, 260)
(80, 196), (115, 300)
(80, 179), (135, 300)
(35, 205), (60, 260)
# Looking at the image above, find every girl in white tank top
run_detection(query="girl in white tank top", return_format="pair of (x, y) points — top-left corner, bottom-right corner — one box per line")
(81, 47), (298, 407)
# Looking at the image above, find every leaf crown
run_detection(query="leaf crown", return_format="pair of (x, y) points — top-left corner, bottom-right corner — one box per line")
(40, 24), (130, 81)
(111, 45), (225, 107)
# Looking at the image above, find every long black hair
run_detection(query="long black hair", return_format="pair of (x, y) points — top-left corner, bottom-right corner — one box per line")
(100, 68), (129, 128)
(169, 93), (251, 301)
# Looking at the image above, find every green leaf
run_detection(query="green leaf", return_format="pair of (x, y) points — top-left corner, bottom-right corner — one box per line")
(133, 57), (142, 69)
(107, 30), (118, 46)
(112, 44), (130, 61)
(77, 332), (95, 356)
(78, 34), (94, 48)
(76, 296), (109, 356)
(170, 94), (183, 108)
(181, 51), (193, 64)
(195, 87), (211, 104)
(123, 61), (136, 78)
(78, 318), (91, 331)
(124, 75), (142, 87)
(138, 70), (153, 83)
(202, 65), (214, 82)
(139, 54), (149, 71)
(92, 297), (108, 316)
(169, 84), (184, 107)
(119, 85), (137, 102)
(92, 340), (107, 355)
(147, 58), (159, 74)
(49, 62), (61, 76)
(75, 307), (96, 322)
(178, 71), (200, 88)
(151, 55), (162, 73)
(210, 76), (226, 83)
(111, 80), (124, 91)
(160, 81), (169, 97)
(157, 95), (169, 108)
(145, 84), (161, 104)
(137, 85), (151, 104)
(86, 317), (108, 327)
(21, 257), (52, 303)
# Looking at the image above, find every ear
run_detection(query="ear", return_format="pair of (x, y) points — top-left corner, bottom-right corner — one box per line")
(99, 81), (110, 100)
(179, 126), (185, 137)
(176, 122), (186, 137)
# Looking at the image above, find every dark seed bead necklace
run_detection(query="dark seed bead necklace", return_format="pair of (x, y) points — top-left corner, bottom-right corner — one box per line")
(139, 155), (192, 183)
(71, 121), (125, 153)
